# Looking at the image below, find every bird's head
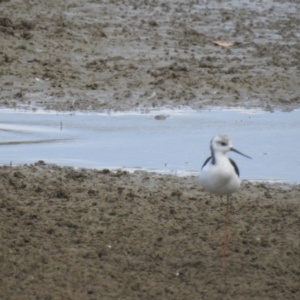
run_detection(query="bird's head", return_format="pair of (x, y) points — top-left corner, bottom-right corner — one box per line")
(210, 135), (251, 159)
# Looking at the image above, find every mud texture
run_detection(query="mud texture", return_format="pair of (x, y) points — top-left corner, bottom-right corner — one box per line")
(0, 0), (300, 112)
(0, 164), (300, 299)
(1, 1), (300, 299)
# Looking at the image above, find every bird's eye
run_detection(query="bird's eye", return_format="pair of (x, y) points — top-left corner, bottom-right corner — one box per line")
(221, 142), (227, 146)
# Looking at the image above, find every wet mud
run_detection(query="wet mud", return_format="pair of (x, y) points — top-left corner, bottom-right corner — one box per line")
(0, 164), (300, 299)
(0, 0), (300, 112)
(1, 1), (300, 299)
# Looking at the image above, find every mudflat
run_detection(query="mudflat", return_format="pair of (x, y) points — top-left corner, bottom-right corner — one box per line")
(0, 0), (299, 112)
(0, 0), (300, 299)
(0, 164), (299, 299)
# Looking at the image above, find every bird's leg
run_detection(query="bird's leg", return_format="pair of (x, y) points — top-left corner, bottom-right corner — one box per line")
(226, 195), (231, 225)
(228, 194), (233, 210)
(222, 195), (230, 267)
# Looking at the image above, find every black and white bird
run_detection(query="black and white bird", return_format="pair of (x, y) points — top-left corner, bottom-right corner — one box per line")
(199, 135), (251, 265)
(199, 135), (251, 204)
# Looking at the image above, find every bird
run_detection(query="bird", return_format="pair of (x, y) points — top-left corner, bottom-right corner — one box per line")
(199, 135), (251, 205)
(199, 135), (251, 266)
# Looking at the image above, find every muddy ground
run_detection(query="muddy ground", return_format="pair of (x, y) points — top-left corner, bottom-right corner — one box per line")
(0, 164), (299, 300)
(1, 0), (300, 299)
(0, 0), (300, 112)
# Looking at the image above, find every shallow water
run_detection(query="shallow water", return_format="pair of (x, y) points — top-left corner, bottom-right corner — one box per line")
(0, 108), (299, 183)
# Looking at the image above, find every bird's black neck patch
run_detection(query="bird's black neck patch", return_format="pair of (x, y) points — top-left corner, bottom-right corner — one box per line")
(201, 156), (212, 169)
(229, 158), (240, 177)
(210, 142), (216, 165)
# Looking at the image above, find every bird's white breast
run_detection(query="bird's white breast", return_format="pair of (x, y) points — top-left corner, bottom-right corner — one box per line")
(199, 155), (241, 195)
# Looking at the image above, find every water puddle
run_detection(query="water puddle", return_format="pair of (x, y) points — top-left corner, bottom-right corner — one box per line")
(0, 108), (299, 183)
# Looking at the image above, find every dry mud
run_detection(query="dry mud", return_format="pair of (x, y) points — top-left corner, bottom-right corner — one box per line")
(0, 0), (300, 112)
(0, 163), (300, 299)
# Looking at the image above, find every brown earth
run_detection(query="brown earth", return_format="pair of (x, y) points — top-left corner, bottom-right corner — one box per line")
(0, 0), (300, 112)
(0, 163), (300, 299)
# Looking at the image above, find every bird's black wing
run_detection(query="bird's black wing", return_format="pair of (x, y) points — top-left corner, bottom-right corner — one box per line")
(229, 158), (240, 177)
(201, 156), (212, 169)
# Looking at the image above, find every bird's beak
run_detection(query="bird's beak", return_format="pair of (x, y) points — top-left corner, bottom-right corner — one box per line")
(230, 148), (252, 159)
